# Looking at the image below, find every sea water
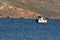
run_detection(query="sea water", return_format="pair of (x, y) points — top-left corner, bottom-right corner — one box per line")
(0, 18), (60, 40)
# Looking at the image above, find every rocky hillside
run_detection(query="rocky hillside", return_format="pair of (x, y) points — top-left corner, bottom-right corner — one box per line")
(0, 4), (41, 19)
(0, 0), (60, 19)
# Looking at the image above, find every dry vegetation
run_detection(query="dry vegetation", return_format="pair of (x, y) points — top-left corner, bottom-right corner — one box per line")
(0, 4), (41, 19)
(0, 0), (60, 19)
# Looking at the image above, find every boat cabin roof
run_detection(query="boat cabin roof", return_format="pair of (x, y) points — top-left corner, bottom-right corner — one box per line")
(38, 16), (48, 20)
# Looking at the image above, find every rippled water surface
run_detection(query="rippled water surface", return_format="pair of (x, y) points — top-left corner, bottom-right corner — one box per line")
(0, 18), (60, 40)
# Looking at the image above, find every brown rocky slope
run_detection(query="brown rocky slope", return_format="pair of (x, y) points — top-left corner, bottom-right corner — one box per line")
(0, 0), (60, 19)
(0, 4), (41, 19)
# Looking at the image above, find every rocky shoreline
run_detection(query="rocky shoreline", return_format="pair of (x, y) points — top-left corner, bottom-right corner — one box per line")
(0, 3), (60, 19)
(0, 4), (42, 19)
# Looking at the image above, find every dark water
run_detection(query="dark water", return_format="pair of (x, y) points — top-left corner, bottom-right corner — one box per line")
(0, 18), (60, 40)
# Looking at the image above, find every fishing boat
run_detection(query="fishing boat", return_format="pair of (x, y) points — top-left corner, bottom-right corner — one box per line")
(37, 16), (47, 23)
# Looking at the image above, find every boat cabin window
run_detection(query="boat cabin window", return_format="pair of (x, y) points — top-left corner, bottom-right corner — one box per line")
(38, 16), (42, 18)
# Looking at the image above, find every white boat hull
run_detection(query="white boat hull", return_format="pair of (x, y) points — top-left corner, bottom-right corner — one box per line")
(38, 19), (47, 23)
